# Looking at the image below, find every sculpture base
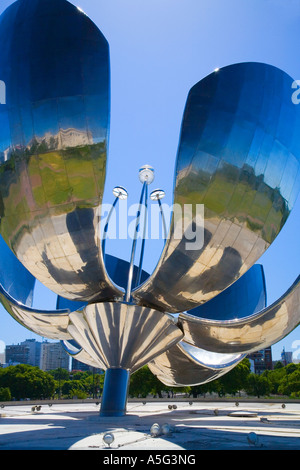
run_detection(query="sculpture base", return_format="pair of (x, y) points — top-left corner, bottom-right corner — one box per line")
(100, 368), (130, 417)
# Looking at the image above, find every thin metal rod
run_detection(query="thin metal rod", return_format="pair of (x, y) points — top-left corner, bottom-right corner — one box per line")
(125, 182), (146, 302)
(101, 196), (119, 259)
(158, 198), (167, 241)
(136, 183), (148, 287)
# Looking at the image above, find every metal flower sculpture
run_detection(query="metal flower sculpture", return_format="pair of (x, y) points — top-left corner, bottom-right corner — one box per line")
(0, 0), (299, 416)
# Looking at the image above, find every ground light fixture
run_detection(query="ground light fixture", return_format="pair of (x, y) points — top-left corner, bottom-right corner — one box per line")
(150, 423), (161, 437)
(161, 423), (171, 435)
(247, 432), (259, 446)
(103, 432), (115, 448)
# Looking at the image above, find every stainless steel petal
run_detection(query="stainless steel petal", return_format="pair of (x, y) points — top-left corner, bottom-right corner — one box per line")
(148, 341), (244, 387)
(62, 339), (102, 369)
(67, 302), (184, 371)
(0, 285), (71, 340)
(179, 276), (300, 354)
(0, 0), (123, 302)
(0, 233), (71, 339)
(0, 234), (35, 306)
(65, 349), (102, 369)
(186, 263), (266, 321)
(133, 63), (300, 312)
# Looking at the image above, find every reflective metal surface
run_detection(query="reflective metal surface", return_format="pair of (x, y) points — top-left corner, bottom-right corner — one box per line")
(67, 302), (184, 372)
(179, 275), (300, 354)
(0, 234), (73, 338)
(0, 285), (71, 340)
(187, 264), (266, 321)
(0, 2), (299, 416)
(148, 342), (245, 387)
(0, 234), (35, 306)
(62, 339), (104, 369)
(133, 63), (300, 313)
(0, 0), (123, 302)
(100, 368), (131, 417)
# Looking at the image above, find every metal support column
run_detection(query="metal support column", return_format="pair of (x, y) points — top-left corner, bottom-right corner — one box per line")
(100, 368), (130, 417)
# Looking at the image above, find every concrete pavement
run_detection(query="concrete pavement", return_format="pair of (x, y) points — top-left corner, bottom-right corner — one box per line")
(0, 400), (300, 451)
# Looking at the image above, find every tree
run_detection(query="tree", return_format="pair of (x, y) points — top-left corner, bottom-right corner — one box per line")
(61, 380), (88, 399)
(0, 365), (55, 400)
(278, 368), (300, 397)
(218, 358), (251, 396)
(262, 367), (285, 394)
(262, 363), (300, 396)
(129, 366), (166, 398)
(189, 381), (216, 398)
(49, 368), (70, 381)
(0, 387), (11, 401)
(245, 373), (271, 398)
(274, 361), (284, 369)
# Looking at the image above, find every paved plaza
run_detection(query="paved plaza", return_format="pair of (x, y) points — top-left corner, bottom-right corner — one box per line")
(0, 400), (299, 451)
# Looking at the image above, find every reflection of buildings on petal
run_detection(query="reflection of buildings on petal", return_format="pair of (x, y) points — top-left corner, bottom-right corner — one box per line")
(27, 128), (94, 151)
(0, 128), (95, 163)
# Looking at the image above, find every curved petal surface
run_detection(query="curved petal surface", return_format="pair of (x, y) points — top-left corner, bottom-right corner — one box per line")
(0, 234), (35, 306)
(148, 341), (244, 387)
(0, 0), (123, 302)
(62, 339), (101, 369)
(187, 263), (266, 321)
(133, 62), (300, 312)
(0, 283), (71, 340)
(0, 231), (71, 339)
(67, 302), (184, 372)
(179, 276), (300, 354)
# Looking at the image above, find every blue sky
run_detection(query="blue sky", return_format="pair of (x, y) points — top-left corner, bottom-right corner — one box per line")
(0, 0), (299, 361)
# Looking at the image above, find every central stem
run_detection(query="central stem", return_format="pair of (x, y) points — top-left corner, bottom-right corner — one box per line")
(125, 181), (147, 302)
(100, 368), (130, 417)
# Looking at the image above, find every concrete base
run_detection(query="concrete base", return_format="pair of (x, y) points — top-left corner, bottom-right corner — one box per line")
(0, 401), (300, 451)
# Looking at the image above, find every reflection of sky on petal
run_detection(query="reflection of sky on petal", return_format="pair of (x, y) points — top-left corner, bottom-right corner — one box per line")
(288, 169), (300, 211)
(181, 341), (243, 367)
(0, 109), (10, 153)
(58, 96), (87, 132)
(264, 141), (288, 189)
(280, 154), (299, 203)
(32, 100), (59, 139)
(0, 234), (35, 306)
(20, 106), (34, 146)
(85, 94), (109, 143)
(187, 264), (266, 321)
